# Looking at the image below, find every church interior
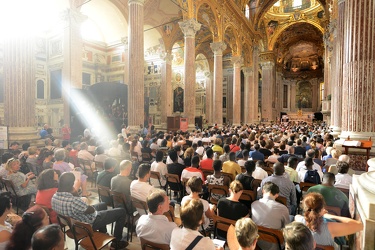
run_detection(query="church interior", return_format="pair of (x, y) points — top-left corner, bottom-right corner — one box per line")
(1, 0), (375, 248)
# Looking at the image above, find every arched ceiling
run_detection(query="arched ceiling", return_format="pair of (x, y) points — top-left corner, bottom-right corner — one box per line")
(274, 22), (324, 77)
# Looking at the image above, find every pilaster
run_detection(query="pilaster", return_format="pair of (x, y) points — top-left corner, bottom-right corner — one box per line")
(232, 56), (242, 126)
(259, 51), (276, 122)
(160, 52), (173, 129)
(242, 67), (254, 124)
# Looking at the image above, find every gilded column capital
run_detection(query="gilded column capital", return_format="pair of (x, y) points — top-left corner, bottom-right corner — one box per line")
(231, 56), (243, 67)
(259, 51), (275, 63)
(241, 67), (253, 77)
(128, 0), (145, 6)
(178, 19), (201, 38)
(210, 42), (227, 55)
(260, 61), (275, 68)
(160, 52), (173, 64)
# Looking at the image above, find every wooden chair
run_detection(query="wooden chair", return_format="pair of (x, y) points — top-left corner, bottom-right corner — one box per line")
(3, 178), (30, 214)
(252, 179), (262, 191)
(141, 152), (153, 163)
(78, 158), (98, 187)
(263, 165), (274, 176)
(149, 171), (166, 190)
(239, 189), (257, 204)
(202, 170), (214, 180)
(165, 173), (183, 200)
(299, 182), (316, 192)
(275, 195), (287, 207)
(221, 172), (234, 182)
(208, 184), (229, 204)
(97, 185), (114, 233)
(72, 219), (116, 250)
(57, 214), (85, 250)
(140, 237), (170, 250)
(131, 195), (148, 215)
(110, 190), (137, 242)
(325, 205), (341, 216)
(315, 245), (334, 250)
(257, 225), (284, 250)
(213, 215), (236, 240)
(336, 187), (350, 198)
(94, 161), (104, 172)
(163, 205), (175, 223)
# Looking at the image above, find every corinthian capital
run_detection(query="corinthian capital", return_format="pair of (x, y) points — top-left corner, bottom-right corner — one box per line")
(241, 67), (253, 77)
(210, 42), (227, 55)
(160, 52), (173, 64)
(231, 56), (243, 67)
(178, 19), (201, 38)
(128, 0), (145, 6)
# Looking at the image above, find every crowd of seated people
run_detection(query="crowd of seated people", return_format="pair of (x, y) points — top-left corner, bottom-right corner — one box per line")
(0, 121), (366, 249)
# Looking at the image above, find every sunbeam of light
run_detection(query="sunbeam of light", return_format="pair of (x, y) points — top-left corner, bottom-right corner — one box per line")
(66, 84), (118, 145)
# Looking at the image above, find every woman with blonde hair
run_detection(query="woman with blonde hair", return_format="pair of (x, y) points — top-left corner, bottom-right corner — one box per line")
(295, 192), (363, 248)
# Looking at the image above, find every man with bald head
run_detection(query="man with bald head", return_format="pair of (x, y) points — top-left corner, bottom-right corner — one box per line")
(259, 162), (297, 215)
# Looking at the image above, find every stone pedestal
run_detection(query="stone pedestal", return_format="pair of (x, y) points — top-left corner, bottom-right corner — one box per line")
(179, 19), (201, 131)
(3, 37), (38, 143)
(210, 42), (227, 127)
(128, 0), (145, 129)
(232, 56), (242, 126)
(351, 173), (375, 249)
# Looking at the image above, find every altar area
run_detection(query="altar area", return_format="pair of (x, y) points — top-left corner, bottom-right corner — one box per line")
(282, 111), (314, 123)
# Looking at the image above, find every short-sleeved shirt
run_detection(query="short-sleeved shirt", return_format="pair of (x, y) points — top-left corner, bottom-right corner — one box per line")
(222, 161), (241, 179)
(52, 192), (96, 223)
(136, 214), (177, 245)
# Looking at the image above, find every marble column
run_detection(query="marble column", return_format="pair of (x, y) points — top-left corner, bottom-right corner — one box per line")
(232, 56), (242, 126)
(330, 0), (345, 135)
(128, 0), (145, 131)
(252, 47), (260, 123)
(210, 42), (227, 126)
(341, 0), (375, 140)
(3, 37), (38, 143)
(290, 82), (297, 112)
(205, 72), (213, 124)
(260, 52), (276, 122)
(121, 36), (129, 85)
(160, 52), (173, 129)
(242, 67), (253, 124)
(179, 19), (201, 131)
(61, 9), (85, 127)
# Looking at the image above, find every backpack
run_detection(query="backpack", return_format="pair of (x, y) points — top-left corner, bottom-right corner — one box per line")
(304, 170), (321, 184)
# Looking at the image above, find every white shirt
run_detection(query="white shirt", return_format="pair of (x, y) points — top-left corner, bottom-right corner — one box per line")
(170, 227), (215, 250)
(334, 173), (352, 189)
(166, 156), (184, 165)
(237, 159), (247, 167)
(150, 161), (168, 187)
(296, 161), (322, 172)
(130, 180), (155, 215)
(136, 214), (177, 245)
(252, 167), (268, 180)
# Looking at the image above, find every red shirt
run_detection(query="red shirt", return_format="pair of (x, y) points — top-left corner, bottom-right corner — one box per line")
(200, 158), (214, 171)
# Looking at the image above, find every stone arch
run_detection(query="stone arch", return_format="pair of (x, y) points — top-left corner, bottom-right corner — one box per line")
(196, 1), (221, 40)
(223, 24), (240, 55)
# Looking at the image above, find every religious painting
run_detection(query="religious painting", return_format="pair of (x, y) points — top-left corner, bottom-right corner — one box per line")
(164, 24), (173, 36)
(174, 87), (184, 112)
(267, 20), (278, 36)
(296, 81), (312, 109)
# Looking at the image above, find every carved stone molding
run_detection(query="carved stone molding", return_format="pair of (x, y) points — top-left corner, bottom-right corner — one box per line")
(128, 0), (145, 6)
(259, 51), (275, 63)
(178, 19), (201, 38)
(210, 42), (227, 55)
(160, 52), (173, 64)
(242, 67), (253, 77)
